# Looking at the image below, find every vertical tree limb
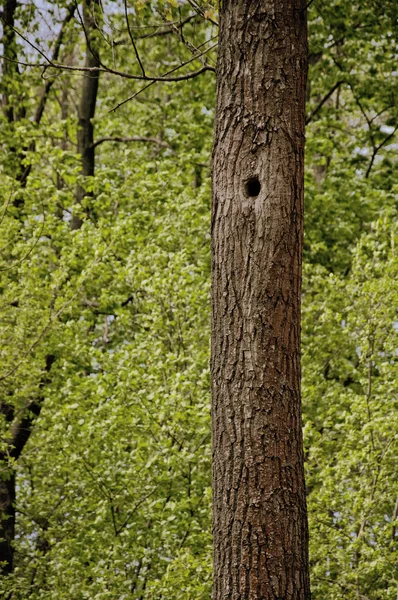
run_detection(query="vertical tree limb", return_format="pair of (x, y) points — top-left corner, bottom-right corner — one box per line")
(71, 0), (101, 230)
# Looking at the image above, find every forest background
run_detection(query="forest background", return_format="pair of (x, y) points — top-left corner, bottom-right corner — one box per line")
(0, 0), (397, 598)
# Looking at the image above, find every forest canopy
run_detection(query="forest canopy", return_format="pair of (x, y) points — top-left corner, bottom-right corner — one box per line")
(0, 1), (397, 598)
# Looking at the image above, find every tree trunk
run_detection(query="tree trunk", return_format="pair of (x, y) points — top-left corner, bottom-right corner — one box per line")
(0, 1), (71, 573)
(0, 355), (55, 575)
(71, 0), (100, 230)
(0, 473), (15, 576)
(211, 1), (310, 599)
(1, 0), (18, 123)
(1, 0), (19, 575)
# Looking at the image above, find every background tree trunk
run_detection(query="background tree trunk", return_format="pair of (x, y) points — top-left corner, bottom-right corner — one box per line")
(71, 0), (100, 230)
(1, 0), (18, 123)
(211, 1), (310, 598)
(1, 0), (20, 574)
(0, 355), (55, 575)
(0, 469), (15, 575)
(0, 1), (74, 574)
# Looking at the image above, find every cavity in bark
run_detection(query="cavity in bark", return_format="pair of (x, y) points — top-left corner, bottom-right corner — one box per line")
(245, 177), (261, 197)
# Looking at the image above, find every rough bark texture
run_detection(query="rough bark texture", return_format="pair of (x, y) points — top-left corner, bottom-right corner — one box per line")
(211, 1), (310, 599)
(71, 0), (100, 230)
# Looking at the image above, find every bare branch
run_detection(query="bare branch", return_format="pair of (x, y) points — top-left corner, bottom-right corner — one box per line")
(306, 81), (344, 124)
(159, 9), (216, 69)
(348, 85), (397, 178)
(109, 41), (217, 112)
(365, 126), (397, 178)
(186, 0), (218, 26)
(116, 487), (158, 536)
(92, 136), (174, 151)
(138, 14), (198, 39)
(1, 53), (215, 83)
(34, 3), (76, 124)
(369, 103), (395, 126)
(8, 355), (55, 460)
(110, 82), (153, 111)
(353, 92), (374, 136)
(124, 0), (145, 76)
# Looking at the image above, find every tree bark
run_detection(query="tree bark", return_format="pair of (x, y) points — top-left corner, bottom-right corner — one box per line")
(71, 0), (100, 230)
(0, 0), (20, 574)
(0, 472), (15, 576)
(211, 1), (310, 599)
(0, 2), (71, 574)
(1, 0), (18, 123)
(0, 355), (55, 575)
(1, 1), (75, 194)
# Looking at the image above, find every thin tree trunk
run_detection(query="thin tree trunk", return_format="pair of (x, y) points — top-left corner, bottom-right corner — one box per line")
(0, 0), (19, 574)
(1, 0), (18, 122)
(0, 356), (55, 575)
(71, 0), (100, 230)
(1, 0), (75, 193)
(0, 472), (15, 575)
(0, 1), (73, 574)
(1, 0), (27, 206)
(0, 0), (98, 569)
(211, 1), (310, 599)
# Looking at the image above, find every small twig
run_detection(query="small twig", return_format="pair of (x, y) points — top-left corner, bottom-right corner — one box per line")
(186, 0), (218, 26)
(0, 183), (14, 228)
(392, 495), (398, 541)
(306, 81), (344, 124)
(138, 14), (198, 39)
(160, 9), (216, 68)
(0, 53), (215, 83)
(115, 486), (158, 536)
(34, 2), (76, 125)
(91, 136), (173, 151)
(365, 126), (397, 178)
(109, 40), (217, 112)
(124, 0), (146, 76)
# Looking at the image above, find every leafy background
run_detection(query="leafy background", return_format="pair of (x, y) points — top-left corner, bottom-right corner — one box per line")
(0, 0), (397, 598)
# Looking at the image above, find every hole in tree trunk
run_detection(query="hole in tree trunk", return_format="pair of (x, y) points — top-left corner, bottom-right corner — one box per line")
(245, 177), (261, 197)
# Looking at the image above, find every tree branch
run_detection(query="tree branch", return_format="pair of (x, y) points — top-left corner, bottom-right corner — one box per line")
(109, 40), (217, 112)
(1, 0), (19, 122)
(9, 355), (55, 460)
(124, 0), (145, 76)
(1, 53), (215, 82)
(186, 0), (218, 26)
(306, 81), (344, 124)
(92, 136), (174, 151)
(34, 3), (76, 125)
(159, 9), (216, 70)
(365, 126), (397, 178)
(138, 14), (198, 39)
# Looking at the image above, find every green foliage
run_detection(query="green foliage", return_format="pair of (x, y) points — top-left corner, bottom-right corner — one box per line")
(0, 0), (397, 597)
(303, 214), (398, 599)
